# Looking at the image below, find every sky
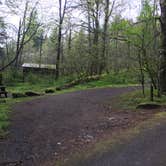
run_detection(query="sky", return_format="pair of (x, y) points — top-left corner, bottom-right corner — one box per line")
(123, 0), (141, 19)
(0, 0), (142, 29)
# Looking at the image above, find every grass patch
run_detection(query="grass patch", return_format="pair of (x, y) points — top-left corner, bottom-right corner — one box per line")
(7, 71), (138, 93)
(7, 73), (138, 94)
(75, 72), (138, 89)
(0, 96), (41, 138)
(0, 101), (11, 138)
(114, 89), (166, 110)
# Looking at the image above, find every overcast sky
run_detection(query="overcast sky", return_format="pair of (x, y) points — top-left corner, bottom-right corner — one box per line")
(0, 0), (142, 28)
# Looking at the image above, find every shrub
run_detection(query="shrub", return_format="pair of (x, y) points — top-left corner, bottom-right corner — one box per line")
(3, 69), (23, 85)
(25, 72), (55, 85)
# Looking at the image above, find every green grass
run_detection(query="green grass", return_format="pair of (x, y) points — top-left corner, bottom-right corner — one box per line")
(7, 77), (70, 93)
(75, 71), (138, 89)
(0, 100), (11, 138)
(7, 73), (138, 94)
(116, 89), (166, 110)
(0, 97), (38, 138)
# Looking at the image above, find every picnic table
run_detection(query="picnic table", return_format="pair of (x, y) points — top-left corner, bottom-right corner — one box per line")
(0, 86), (8, 98)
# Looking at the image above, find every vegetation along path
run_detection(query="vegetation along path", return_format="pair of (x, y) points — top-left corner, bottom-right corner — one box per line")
(0, 87), (164, 166)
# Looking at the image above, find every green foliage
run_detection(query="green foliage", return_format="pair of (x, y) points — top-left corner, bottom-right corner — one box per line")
(118, 89), (166, 110)
(3, 69), (23, 85)
(110, 15), (131, 33)
(7, 75), (74, 94)
(139, 0), (153, 19)
(62, 29), (89, 75)
(0, 101), (10, 138)
(58, 72), (138, 90)
(105, 71), (138, 84)
(25, 73), (53, 84)
(32, 30), (44, 50)
(6, 72), (138, 95)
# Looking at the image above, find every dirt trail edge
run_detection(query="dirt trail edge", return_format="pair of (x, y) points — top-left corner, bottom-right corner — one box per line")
(0, 87), (144, 166)
(74, 118), (166, 166)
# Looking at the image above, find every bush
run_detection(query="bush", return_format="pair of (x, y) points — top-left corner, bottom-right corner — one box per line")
(100, 71), (138, 85)
(25, 72), (55, 85)
(3, 69), (23, 85)
(0, 99), (6, 103)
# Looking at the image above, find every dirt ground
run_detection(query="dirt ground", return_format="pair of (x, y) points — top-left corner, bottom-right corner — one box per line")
(0, 87), (160, 166)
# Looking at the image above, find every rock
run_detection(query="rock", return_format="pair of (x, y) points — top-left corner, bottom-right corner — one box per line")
(25, 91), (40, 97)
(56, 87), (62, 91)
(54, 152), (58, 156)
(85, 134), (94, 140)
(45, 89), (55, 94)
(108, 117), (116, 121)
(12, 93), (27, 98)
(83, 134), (94, 143)
(136, 103), (161, 109)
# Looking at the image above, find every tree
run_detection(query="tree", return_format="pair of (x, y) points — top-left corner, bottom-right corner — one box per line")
(0, 17), (7, 67)
(56, 0), (68, 79)
(159, 0), (166, 94)
(0, 0), (41, 71)
(100, 0), (115, 73)
(0, 17), (6, 45)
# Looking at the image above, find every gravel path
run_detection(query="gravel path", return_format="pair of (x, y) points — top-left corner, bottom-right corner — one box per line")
(0, 87), (142, 166)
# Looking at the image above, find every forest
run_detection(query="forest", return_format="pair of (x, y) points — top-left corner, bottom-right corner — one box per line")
(0, 0), (165, 96)
(0, 0), (166, 165)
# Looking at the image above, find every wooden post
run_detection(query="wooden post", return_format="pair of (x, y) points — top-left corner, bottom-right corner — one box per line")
(150, 84), (154, 102)
(23, 69), (25, 82)
(0, 72), (3, 85)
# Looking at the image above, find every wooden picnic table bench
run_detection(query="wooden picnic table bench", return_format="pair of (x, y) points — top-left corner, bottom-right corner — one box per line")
(0, 86), (8, 98)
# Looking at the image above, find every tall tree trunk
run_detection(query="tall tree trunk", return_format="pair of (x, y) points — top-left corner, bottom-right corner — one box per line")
(68, 28), (72, 51)
(100, 0), (115, 74)
(0, 2), (40, 72)
(87, 1), (92, 75)
(138, 50), (145, 97)
(56, 22), (62, 79)
(55, 0), (67, 79)
(39, 34), (43, 68)
(91, 0), (100, 75)
(100, 0), (109, 74)
(159, 0), (166, 94)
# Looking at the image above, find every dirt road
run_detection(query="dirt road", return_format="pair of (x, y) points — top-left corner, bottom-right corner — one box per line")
(0, 87), (151, 166)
